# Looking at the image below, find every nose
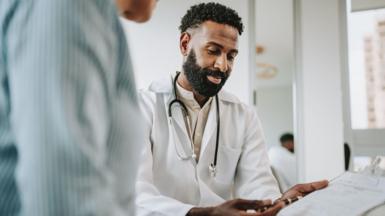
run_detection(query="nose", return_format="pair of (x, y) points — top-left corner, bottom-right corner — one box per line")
(214, 54), (228, 73)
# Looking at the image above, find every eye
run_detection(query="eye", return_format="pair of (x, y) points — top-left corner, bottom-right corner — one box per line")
(207, 48), (220, 55)
(227, 53), (236, 61)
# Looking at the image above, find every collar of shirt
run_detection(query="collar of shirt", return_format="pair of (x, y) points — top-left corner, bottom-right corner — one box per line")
(175, 81), (213, 111)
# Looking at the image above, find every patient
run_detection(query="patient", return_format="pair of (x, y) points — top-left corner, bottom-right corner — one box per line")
(268, 133), (297, 192)
(0, 0), (156, 215)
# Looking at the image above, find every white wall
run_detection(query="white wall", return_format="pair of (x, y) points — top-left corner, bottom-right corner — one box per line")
(121, 0), (252, 104)
(294, 0), (345, 182)
(256, 86), (294, 147)
(255, 0), (294, 88)
(254, 0), (295, 149)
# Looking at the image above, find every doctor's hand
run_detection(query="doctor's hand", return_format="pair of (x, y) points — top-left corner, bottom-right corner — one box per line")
(277, 180), (329, 204)
(186, 199), (285, 216)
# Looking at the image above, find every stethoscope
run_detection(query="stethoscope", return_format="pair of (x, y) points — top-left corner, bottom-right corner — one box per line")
(168, 72), (220, 177)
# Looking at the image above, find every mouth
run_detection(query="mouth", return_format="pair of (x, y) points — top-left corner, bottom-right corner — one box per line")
(207, 75), (222, 84)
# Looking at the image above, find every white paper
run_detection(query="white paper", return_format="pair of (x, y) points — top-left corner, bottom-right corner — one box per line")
(278, 172), (385, 216)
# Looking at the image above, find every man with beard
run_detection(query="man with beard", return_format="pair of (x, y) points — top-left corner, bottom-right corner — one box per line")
(136, 3), (327, 216)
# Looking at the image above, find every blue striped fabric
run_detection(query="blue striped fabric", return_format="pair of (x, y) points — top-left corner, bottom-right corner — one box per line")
(0, 0), (144, 215)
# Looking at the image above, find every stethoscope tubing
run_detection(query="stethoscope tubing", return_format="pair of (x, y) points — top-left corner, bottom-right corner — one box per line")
(168, 72), (220, 176)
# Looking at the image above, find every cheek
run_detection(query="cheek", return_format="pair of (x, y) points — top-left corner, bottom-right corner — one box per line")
(228, 62), (234, 69)
(225, 62), (234, 75)
(136, 0), (156, 20)
(116, 0), (130, 13)
(194, 52), (214, 68)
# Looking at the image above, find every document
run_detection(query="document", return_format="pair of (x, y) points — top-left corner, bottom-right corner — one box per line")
(278, 172), (385, 216)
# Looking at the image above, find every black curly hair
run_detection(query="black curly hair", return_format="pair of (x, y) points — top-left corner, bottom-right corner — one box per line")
(179, 2), (244, 35)
(280, 133), (294, 143)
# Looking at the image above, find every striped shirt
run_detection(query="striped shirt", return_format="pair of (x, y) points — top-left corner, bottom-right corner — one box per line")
(0, 0), (143, 215)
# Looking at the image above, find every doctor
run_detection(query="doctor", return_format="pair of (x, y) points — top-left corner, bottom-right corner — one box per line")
(136, 3), (327, 216)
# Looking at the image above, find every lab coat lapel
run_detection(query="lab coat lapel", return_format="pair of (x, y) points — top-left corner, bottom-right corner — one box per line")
(200, 97), (220, 157)
(164, 87), (192, 156)
(170, 103), (190, 140)
(155, 73), (190, 142)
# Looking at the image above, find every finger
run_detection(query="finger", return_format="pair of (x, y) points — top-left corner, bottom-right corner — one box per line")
(239, 202), (284, 216)
(310, 180), (329, 190)
(240, 209), (260, 216)
(296, 180), (328, 194)
(239, 209), (273, 216)
(260, 201), (285, 216)
(240, 211), (260, 216)
(239, 211), (261, 216)
(234, 199), (272, 210)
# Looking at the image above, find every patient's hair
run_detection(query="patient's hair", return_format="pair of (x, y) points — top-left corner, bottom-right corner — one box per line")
(179, 2), (244, 35)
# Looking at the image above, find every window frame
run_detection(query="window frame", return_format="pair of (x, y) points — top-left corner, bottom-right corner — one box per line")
(343, 0), (385, 157)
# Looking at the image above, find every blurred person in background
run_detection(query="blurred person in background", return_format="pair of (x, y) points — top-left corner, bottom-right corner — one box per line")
(0, 0), (156, 215)
(279, 133), (294, 153)
(268, 133), (296, 192)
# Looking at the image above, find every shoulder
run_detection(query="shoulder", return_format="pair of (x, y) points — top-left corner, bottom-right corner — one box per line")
(218, 90), (241, 104)
(269, 146), (292, 158)
(138, 78), (172, 119)
(219, 90), (257, 117)
(139, 77), (172, 103)
(218, 90), (263, 135)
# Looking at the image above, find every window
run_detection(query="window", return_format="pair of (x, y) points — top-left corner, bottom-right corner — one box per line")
(348, 7), (385, 129)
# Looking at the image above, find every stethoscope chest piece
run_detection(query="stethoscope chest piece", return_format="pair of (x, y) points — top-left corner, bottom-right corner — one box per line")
(209, 163), (217, 177)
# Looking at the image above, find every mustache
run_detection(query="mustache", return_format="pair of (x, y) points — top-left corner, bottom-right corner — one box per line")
(202, 69), (228, 79)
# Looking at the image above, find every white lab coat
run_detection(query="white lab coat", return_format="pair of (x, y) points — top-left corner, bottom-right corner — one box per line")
(136, 76), (281, 216)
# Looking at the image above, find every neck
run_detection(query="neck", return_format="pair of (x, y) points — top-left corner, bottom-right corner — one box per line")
(177, 72), (209, 107)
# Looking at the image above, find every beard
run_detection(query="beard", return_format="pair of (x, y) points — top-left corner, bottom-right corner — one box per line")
(182, 50), (230, 97)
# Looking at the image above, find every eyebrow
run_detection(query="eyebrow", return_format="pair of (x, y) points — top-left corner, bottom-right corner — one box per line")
(206, 41), (238, 54)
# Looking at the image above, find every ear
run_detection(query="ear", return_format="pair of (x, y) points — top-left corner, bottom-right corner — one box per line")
(179, 32), (191, 56)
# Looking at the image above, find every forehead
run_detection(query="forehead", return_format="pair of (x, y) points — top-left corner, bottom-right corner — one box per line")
(192, 21), (239, 49)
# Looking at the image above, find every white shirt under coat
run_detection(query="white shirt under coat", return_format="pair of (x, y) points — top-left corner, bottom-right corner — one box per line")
(176, 82), (213, 161)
